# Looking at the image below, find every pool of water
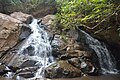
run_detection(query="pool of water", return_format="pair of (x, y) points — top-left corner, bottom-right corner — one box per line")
(51, 74), (120, 80)
(1, 74), (120, 80)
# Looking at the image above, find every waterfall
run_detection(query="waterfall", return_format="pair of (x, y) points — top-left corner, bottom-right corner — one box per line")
(7, 19), (54, 79)
(78, 30), (118, 74)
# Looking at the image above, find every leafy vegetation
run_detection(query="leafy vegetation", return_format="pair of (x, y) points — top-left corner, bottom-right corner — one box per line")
(0, 0), (56, 13)
(55, 0), (120, 32)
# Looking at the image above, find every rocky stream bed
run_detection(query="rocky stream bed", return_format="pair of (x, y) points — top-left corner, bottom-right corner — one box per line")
(0, 12), (119, 80)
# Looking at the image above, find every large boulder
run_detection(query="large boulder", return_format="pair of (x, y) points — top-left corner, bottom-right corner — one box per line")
(0, 12), (38, 79)
(0, 12), (32, 57)
(10, 12), (33, 41)
(0, 13), (22, 57)
(42, 15), (55, 27)
(45, 60), (81, 78)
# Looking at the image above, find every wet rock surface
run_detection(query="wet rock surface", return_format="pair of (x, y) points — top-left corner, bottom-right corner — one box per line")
(0, 52), (39, 78)
(41, 15), (99, 78)
(0, 12), (38, 79)
(0, 13), (99, 79)
(45, 60), (81, 78)
(10, 12), (33, 41)
(19, 25), (32, 41)
(45, 37), (99, 78)
(0, 12), (57, 79)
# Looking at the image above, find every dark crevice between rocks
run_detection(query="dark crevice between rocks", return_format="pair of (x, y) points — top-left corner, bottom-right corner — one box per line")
(19, 25), (32, 41)
(105, 42), (120, 72)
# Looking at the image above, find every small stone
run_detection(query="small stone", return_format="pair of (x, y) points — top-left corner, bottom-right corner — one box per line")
(18, 72), (35, 78)
(20, 60), (37, 68)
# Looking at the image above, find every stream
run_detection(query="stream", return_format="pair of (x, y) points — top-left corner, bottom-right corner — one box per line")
(0, 19), (55, 79)
(0, 74), (120, 80)
(0, 18), (119, 79)
(78, 30), (118, 74)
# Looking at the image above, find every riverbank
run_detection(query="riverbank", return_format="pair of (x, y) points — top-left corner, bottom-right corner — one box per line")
(53, 74), (120, 80)
(0, 74), (120, 80)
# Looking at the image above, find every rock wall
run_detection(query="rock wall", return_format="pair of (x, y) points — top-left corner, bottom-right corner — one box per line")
(42, 15), (99, 78)
(79, 12), (120, 71)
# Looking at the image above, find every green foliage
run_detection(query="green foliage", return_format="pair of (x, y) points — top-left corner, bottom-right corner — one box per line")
(0, 0), (56, 13)
(55, 0), (119, 30)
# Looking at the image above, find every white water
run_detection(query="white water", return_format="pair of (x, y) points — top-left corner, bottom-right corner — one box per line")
(79, 30), (118, 74)
(8, 19), (54, 79)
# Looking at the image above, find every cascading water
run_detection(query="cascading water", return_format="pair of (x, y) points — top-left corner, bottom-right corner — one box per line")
(5, 19), (55, 79)
(78, 29), (118, 74)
